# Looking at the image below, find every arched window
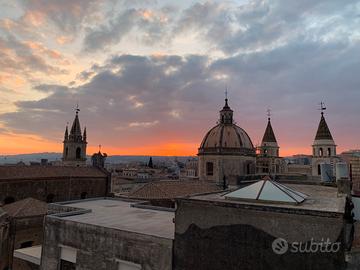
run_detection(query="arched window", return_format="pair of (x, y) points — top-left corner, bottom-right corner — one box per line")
(46, 194), (55, 203)
(246, 163), (251, 174)
(318, 164), (321, 176)
(4, 196), (15, 205)
(327, 148), (331, 156)
(76, 147), (81, 159)
(65, 147), (68, 158)
(319, 148), (323, 157)
(81, 192), (88, 199)
(206, 162), (213, 176)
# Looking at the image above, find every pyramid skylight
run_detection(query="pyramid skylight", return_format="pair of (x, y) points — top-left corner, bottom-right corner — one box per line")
(225, 176), (308, 204)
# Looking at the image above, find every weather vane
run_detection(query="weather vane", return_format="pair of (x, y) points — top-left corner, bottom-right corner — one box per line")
(267, 108), (271, 119)
(225, 86), (228, 100)
(319, 102), (326, 115)
(75, 102), (80, 114)
(99, 144), (102, 152)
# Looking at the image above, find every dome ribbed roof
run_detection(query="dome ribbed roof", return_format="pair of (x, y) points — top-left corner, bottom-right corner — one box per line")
(198, 98), (255, 156)
(199, 124), (255, 156)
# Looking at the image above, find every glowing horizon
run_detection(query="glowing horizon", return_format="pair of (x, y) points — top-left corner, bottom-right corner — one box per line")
(0, 1), (359, 156)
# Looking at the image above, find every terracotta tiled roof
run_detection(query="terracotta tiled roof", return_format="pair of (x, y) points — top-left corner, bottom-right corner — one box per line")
(315, 114), (333, 141)
(2, 197), (47, 218)
(0, 165), (107, 180)
(262, 119), (277, 143)
(127, 180), (221, 200)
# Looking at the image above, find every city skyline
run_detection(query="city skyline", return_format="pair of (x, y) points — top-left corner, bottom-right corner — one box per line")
(0, 0), (360, 156)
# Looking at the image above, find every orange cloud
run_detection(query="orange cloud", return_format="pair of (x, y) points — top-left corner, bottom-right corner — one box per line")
(56, 36), (73, 45)
(25, 41), (63, 60)
(23, 11), (46, 27)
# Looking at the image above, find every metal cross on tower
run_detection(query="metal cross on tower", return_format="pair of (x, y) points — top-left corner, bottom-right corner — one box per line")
(319, 102), (326, 115)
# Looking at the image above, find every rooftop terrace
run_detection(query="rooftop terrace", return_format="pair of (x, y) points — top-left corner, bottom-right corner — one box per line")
(50, 198), (175, 239)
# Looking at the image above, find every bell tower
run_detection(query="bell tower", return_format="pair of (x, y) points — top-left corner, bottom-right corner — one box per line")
(311, 102), (338, 176)
(259, 110), (279, 157)
(62, 106), (87, 166)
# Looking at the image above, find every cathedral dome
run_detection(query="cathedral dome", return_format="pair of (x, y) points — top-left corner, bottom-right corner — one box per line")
(198, 99), (255, 156)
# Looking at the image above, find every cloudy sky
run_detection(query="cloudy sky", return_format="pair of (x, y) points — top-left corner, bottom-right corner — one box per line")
(0, 0), (359, 156)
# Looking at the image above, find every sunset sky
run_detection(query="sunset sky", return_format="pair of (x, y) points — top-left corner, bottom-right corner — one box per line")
(0, 0), (360, 156)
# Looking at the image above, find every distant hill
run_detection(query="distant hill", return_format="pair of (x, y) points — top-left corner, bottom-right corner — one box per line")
(0, 153), (196, 165)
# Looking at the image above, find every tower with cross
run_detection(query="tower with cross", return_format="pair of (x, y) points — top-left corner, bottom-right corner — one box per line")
(62, 104), (88, 166)
(255, 108), (286, 174)
(311, 102), (339, 177)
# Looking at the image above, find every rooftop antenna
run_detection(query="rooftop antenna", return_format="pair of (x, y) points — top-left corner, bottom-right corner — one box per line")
(318, 102), (326, 115)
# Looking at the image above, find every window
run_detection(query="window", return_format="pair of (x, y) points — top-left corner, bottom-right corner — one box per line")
(206, 162), (213, 176)
(47, 194), (55, 203)
(319, 148), (323, 157)
(65, 147), (68, 158)
(4, 196), (15, 205)
(76, 147), (81, 159)
(80, 192), (88, 199)
(327, 148), (331, 156)
(318, 164), (321, 176)
(246, 163), (251, 174)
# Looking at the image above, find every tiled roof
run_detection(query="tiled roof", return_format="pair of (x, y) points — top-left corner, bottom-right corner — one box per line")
(0, 165), (107, 180)
(315, 114), (333, 141)
(2, 197), (47, 218)
(127, 180), (221, 200)
(262, 119), (277, 143)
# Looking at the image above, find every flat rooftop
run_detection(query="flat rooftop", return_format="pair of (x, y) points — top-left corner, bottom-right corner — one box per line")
(51, 199), (174, 239)
(185, 184), (346, 215)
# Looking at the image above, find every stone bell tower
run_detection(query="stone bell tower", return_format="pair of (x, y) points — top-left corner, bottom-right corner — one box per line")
(62, 106), (87, 166)
(311, 103), (338, 176)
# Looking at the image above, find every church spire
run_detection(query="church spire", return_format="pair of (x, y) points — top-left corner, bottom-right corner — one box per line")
(314, 103), (333, 141)
(64, 125), (69, 141)
(261, 118), (277, 143)
(83, 127), (87, 142)
(69, 105), (83, 142)
(262, 109), (277, 143)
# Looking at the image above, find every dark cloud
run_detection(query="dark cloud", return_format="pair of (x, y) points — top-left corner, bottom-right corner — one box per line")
(2, 33), (360, 152)
(83, 5), (177, 52)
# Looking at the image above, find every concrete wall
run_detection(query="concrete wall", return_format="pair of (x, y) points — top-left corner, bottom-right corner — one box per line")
(174, 199), (347, 270)
(40, 217), (173, 270)
(0, 177), (108, 204)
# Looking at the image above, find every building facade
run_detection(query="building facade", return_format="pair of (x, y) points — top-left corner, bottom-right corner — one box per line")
(198, 99), (256, 184)
(0, 166), (110, 205)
